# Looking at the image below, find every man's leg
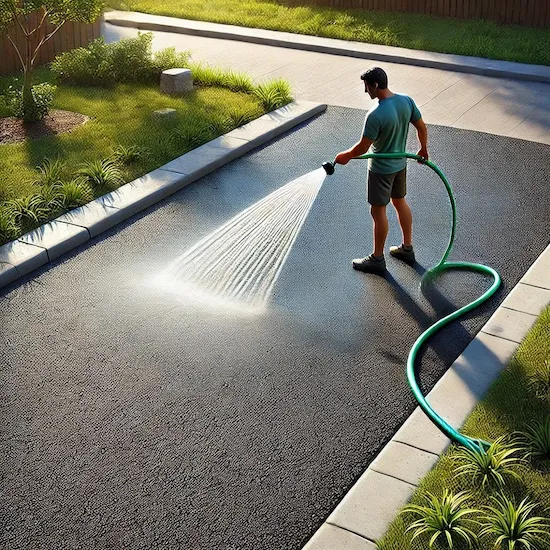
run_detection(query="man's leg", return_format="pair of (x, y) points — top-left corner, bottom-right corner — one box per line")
(371, 204), (388, 257)
(391, 197), (412, 246)
(390, 197), (415, 263)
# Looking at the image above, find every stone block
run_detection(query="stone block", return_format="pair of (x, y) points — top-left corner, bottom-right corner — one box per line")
(160, 68), (193, 95)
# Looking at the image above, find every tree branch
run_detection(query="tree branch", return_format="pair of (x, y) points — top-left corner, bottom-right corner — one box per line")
(31, 21), (65, 65)
(6, 33), (25, 71)
(28, 7), (50, 37)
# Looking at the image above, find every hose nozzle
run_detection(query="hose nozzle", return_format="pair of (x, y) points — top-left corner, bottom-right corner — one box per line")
(322, 161), (335, 176)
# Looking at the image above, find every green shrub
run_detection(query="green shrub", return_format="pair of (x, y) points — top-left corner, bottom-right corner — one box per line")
(528, 360), (550, 401)
(76, 158), (124, 191)
(50, 38), (107, 85)
(480, 494), (550, 549)
(8, 193), (50, 228)
(518, 416), (550, 462)
(400, 489), (479, 549)
(0, 206), (19, 244)
(57, 179), (93, 210)
(33, 158), (66, 187)
(111, 144), (147, 165)
(51, 33), (191, 86)
(253, 78), (292, 110)
(188, 62), (227, 87)
(8, 83), (57, 122)
(454, 437), (524, 489)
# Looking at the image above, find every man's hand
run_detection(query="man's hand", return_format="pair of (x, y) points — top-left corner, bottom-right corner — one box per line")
(335, 151), (352, 165)
(416, 147), (429, 163)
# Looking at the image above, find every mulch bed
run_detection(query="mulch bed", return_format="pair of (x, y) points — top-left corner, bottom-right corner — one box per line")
(0, 110), (89, 145)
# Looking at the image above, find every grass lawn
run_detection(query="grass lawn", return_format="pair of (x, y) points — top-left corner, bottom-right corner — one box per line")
(106, 0), (550, 66)
(378, 305), (550, 549)
(0, 67), (284, 244)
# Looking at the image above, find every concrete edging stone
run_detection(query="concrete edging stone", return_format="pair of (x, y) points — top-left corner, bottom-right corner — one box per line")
(103, 11), (550, 84)
(0, 100), (326, 291)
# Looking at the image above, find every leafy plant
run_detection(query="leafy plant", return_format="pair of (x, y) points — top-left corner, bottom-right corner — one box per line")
(8, 82), (57, 122)
(111, 144), (147, 165)
(0, 0), (104, 120)
(223, 70), (255, 93)
(188, 62), (227, 87)
(0, 205), (19, 244)
(454, 437), (524, 488)
(253, 78), (292, 110)
(528, 360), (550, 401)
(480, 494), (550, 549)
(33, 158), (66, 187)
(8, 193), (50, 227)
(517, 417), (550, 462)
(52, 33), (191, 85)
(57, 179), (93, 209)
(400, 490), (480, 549)
(76, 158), (124, 191)
(227, 107), (259, 127)
(170, 125), (209, 150)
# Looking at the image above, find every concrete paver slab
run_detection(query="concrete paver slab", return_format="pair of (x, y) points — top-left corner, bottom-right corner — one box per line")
(0, 239), (49, 276)
(501, 283), (550, 316)
(303, 524), (377, 550)
(521, 244), (550, 290)
(327, 469), (415, 542)
(482, 307), (539, 343)
(56, 201), (127, 239)
(369, 441), (439, 487)
(17, 221), (89, 261)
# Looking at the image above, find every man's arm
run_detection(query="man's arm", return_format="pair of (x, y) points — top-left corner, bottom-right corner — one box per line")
(334, 136), (374, 165)
(411, 117), (428, 161)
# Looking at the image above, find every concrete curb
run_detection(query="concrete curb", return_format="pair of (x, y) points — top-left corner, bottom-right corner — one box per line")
(103, 11), (550, 84)
(0, 100), (326, 291)
(303, 243), (550, 549)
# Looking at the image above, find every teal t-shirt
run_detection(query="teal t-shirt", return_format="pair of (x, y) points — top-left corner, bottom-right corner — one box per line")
(362, 94), (422, 174)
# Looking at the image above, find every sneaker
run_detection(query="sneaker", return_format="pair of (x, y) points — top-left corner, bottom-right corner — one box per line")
(352, 254), (386, 274)
(389, 244), (415, 264)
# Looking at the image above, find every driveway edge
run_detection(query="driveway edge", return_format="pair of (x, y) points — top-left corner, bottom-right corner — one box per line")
(0, 100), (326, 290)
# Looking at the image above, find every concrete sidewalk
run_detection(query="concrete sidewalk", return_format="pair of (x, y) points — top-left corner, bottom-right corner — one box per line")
(103, 11), (550, 146)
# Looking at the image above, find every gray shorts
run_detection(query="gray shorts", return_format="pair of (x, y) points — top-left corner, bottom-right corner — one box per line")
(367, 168), (407, 206)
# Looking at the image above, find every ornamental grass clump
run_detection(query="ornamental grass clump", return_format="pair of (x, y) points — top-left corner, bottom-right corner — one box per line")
(76, 158), (124, 192)
(56, 179), (93, 210)
(517, 416), (550, 462)
(479, 494), (550, 549)
(528, 360), (550, 402)
(253, 78), (292, 110)
(400, 489), (480, 549)
(454, 437), (524, 489)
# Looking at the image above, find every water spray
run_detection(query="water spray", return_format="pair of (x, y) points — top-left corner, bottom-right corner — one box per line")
(324, 152), (501, 452)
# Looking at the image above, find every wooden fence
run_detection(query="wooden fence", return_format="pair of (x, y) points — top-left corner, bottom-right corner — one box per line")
(309, 0), (549, 26)
(0, 13), (101, 76)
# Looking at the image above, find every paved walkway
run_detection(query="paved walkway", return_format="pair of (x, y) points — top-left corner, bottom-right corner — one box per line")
(103, 12), (550, 146)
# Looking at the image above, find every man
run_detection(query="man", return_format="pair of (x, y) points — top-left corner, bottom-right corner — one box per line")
(335, 67), (428, 274)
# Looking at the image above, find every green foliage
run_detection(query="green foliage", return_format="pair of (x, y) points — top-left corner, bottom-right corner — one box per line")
(51, 33), (191, 85)
(110, 144), (147, 164)
(479, 494), (550, 549)
(9, 83), (56, 122)
(188, 62), (227, 87)
(223, 71), (255, 93)
(518, 417), (550, 462)
(400, 489), (479, 548)
(8, 193), (50, 227)
(56, 179), (93, 209)
(253, 78), (292, 111)
(528, 360), (550, 401)
(76, 158), (124, 191)
(227, 107), (259, 127)
(0, 205), (19, 244)
(454, 437), (524, 489)
(33, 158), (66, 187)
(0, 0), (104, 30)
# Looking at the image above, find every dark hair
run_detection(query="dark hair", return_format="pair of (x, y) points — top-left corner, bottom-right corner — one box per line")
(360, 67), (388, 89)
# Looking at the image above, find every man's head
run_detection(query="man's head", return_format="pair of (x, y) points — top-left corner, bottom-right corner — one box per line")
(360, 67), (388, 99)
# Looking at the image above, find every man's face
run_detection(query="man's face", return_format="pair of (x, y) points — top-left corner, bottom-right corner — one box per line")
(364, 81), (377, 99)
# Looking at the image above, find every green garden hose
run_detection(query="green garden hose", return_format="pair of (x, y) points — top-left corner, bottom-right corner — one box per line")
(347, 152), (501, 452)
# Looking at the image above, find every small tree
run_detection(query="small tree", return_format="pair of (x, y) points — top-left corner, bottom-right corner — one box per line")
(0, 0), (104, 121)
